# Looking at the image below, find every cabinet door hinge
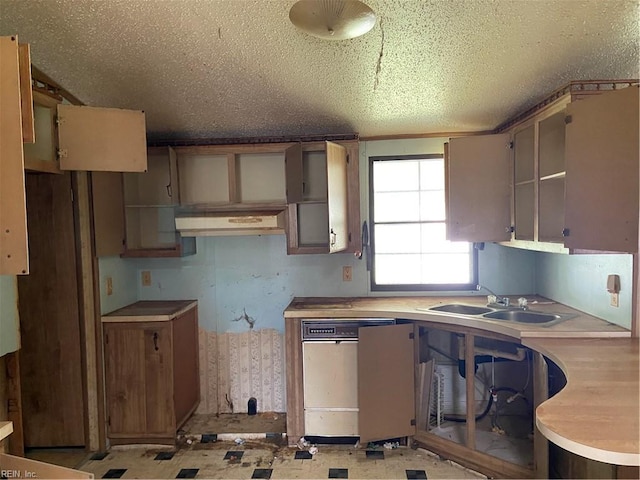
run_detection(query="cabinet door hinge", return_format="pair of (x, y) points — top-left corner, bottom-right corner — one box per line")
(409, 332), (414, 340)
(346, 154), (349, 164)
(107, 416), (111, 426)
(564, 115), (573, 125)
(508, 141), (514, 149)
(506, 226), (515, 233)
(562, 228), (570, 237)
(56, 148), (68, 159)
(410, 418), (416, 426)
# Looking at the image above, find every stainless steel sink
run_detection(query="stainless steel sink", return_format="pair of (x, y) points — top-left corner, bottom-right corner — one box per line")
(428, 304), (493, 315)
(483, 309), (567, 324)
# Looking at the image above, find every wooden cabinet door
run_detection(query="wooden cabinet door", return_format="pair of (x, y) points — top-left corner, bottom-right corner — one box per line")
(358, 323), (415, 443)
(447, 134), (512, 242)
(564, 86), (639, 252)
(56, 104), (147, 172)
(104, 322), (174, 437)
(0, 35), (28, 275)
(326, 141), (348, 253)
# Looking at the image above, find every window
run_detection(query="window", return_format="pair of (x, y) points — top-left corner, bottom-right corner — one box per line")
(369, 155), (477, 291)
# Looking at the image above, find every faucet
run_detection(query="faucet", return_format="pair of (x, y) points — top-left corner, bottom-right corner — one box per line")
(476, 284), (511, 308)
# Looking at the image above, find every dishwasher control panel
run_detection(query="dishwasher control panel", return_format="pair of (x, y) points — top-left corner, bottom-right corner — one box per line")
(301, 319), (395, 340)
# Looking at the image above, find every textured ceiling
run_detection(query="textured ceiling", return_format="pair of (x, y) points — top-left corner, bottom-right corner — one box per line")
(1, 0), (638, 141)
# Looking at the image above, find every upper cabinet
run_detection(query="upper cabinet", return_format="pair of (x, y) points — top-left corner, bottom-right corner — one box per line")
(446, 134), (512, 242)
(446, 82), (639, 253)
(285, 141), (355, 254)
(564, 85), (639, 252)
(161, 139), (360, 255)
(23, 91), (60, 173)
(121, 147), (195, 257)
(23, 97), (147, 174)
(57, 104), (147, 172)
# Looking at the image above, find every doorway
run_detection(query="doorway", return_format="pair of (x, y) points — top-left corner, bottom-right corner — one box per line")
(17, 171), (85, 447)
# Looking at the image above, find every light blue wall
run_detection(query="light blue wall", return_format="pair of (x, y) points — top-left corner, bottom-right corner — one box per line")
(98, 256), (138, 315)
(535, 252), (633, 329)
(0, 275), (20, 356)
(133, 235), (367, 333)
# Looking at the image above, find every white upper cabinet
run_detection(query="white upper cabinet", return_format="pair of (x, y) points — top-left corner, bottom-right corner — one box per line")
(57, 104), (147, 172)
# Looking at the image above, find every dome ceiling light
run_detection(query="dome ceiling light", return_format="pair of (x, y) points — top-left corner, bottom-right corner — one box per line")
(289, 0), (377, 40)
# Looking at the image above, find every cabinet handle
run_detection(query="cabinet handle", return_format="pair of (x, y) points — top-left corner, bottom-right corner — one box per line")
(330, 228), (337, 246)
(166, 183), (173, 199)
(153, 332), (159, 351)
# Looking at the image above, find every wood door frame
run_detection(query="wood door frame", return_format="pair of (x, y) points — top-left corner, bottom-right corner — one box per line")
(11, 171), (102, 452)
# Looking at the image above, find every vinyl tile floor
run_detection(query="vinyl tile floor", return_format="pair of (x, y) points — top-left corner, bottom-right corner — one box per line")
(78, 439), (486, 479)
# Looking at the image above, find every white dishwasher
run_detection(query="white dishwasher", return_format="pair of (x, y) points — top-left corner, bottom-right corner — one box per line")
(301, 319), (395, 437)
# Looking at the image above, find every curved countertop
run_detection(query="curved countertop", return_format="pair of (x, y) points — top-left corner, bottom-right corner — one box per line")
(285, 296), (639, 466)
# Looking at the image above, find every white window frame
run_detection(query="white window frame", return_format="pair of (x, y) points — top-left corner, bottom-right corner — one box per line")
(369, 154), (478, 292)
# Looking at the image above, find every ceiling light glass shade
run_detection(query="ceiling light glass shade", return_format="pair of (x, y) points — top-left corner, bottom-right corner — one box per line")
(289, 0), (376, 40)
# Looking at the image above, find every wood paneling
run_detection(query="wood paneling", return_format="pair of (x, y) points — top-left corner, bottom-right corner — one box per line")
(18, 172), (84, 447)
(0, 36), (28, 274)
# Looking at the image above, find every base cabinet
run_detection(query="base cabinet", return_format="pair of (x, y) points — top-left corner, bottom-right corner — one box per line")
(103, 301), (199, 444)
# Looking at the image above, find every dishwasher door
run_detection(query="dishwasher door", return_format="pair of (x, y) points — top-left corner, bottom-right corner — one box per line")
(303, 340), (358, 436)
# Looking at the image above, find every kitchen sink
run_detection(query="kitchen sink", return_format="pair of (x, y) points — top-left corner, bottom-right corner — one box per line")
(428, 304), (493, 315)
(483, 309), (568, 324)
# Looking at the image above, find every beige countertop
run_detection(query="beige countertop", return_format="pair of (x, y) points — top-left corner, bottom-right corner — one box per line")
(524, 337), (639, 466)
(285, 296), (630, 339)
(0, 421), (13, 442)
(285, 296), (638, 466)
(102, 300), (197, 323)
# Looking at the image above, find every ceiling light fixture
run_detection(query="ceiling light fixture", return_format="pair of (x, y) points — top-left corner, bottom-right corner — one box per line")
(289, 0), (376, 40)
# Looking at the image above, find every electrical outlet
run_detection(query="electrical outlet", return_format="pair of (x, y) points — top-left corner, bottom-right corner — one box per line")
(141, 270), (152, 287)
(106, 276), (113, 296)
(342, 266), (352, 282)
(610, 292), (619, 307)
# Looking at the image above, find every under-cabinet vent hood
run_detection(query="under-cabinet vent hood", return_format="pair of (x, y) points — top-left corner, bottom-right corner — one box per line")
(175, 210), (286, 237)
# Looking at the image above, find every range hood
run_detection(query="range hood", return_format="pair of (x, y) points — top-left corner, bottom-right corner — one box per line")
(175, 209), (286, 237)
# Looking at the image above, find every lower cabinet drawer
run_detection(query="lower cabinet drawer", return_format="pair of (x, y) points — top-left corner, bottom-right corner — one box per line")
(304, 410), (358, 436)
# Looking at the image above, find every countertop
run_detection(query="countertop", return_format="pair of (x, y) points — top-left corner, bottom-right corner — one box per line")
(285, 296), (630, 339)
(284, 296), (638, 466)
(0, 421), (13, 442)
(102, 300), (197, 323)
